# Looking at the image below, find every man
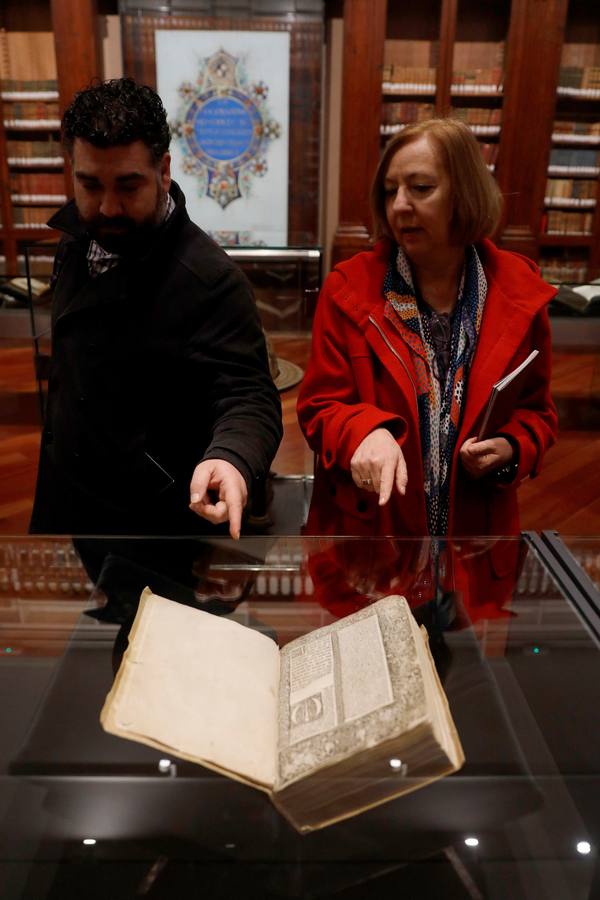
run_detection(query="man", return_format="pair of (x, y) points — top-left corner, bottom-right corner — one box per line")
(29, 78), (282, 539)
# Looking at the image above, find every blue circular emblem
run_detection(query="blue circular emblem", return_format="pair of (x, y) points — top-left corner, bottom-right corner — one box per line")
(184, 89), (262, 167)
(172, 51), (282, 212)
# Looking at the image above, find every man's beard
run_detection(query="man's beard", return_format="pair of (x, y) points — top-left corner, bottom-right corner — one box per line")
(81, 190), (168, 255)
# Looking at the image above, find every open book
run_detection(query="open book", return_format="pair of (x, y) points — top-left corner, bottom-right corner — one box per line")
(553, 282), (600, 316)
(100, 590), (464, 832)
(0, 276), (52, 306)
(477, 349), (539, 441)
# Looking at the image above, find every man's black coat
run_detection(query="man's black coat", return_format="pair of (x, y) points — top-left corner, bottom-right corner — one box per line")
(30, 182), (282, 535)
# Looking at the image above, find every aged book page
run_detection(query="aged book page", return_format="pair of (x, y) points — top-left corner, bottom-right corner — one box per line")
(275, 596), (429, 791)
(101, 590), (280, 788)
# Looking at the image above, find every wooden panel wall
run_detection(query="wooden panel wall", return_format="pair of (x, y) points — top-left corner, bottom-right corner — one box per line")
(331, 0), (387, 265)
(50, 0), (102, 114)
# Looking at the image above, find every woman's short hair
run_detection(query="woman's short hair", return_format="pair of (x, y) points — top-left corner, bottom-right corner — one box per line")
(371, 118), (503, 246)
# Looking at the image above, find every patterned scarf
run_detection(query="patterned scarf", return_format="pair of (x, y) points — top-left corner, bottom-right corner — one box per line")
(383, 245), (487, 535)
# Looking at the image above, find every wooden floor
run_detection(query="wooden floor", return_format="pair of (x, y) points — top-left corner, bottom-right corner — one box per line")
(1, 334), (599, 534)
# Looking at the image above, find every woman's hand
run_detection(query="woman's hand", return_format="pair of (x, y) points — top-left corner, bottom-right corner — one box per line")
(459, 436), (514, 480)
(350, 428), (407, 506)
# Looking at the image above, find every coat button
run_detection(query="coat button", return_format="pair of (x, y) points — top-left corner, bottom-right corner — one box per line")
(325, 450), (332, 462)
(356, 499), (368, 513)
(329, 484), (336, 497)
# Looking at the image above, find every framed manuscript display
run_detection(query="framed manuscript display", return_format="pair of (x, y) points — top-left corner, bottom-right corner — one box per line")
(156, 30), (290, 245)
(120, 1), (323, 247)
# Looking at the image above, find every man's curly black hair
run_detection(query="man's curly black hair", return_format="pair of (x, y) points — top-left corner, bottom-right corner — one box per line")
(62, 78), (171, 162)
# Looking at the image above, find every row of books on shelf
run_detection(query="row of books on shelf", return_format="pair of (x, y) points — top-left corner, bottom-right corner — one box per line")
(380, 111), (598, 147)
(548, 148), (600, 174)
(381, 104), (502, 127)
(11, 194), (67, 206)
(553, 120), (600, 139)
(4, 121), (61, 132)
(542, 210), (594, 235)
(380, 61), (600, 100)
(380, 103), (434, 131)
(540, 257), (589, 284)
(381, 105), (502, 137)
(0, 79), (58, 93)
(10, 173), (66, 194)
(545, 178), (597, 205)
(2, 101), (60, 121)
(6, 139), (63, 166)
(545, 199), (596, 210)
(450, 107), (502, 126)
(11, 206), (59, 228)
(557, 66), (600, 97)
(382, 66), (504, 94)
(450, 68), (503, 94)
(382, 66), (436, 93)
(6, 139), (62, 157)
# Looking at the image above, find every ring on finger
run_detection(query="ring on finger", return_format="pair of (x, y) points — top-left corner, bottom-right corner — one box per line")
(361, 478), (372, 486)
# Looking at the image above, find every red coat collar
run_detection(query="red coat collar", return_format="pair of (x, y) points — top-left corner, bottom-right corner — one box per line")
(329, 237), (555, 325)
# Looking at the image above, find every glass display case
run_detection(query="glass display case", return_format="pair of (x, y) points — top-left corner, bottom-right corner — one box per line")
(1, 534), (599, 898)
(540, 531), (600, 628)
(225, 247), (321, 332)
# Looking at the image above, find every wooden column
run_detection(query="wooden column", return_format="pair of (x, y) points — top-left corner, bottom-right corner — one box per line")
(50, 0), (101, 196)
(331, 0), (387, 266)
(0, 93), (17, 273)
(495, 0), (568, 258)
(50, 0), (101, 114)
(436, 0), (458, 115)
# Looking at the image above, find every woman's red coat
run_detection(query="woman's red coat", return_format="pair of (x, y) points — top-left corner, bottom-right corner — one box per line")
(297, 238), (558, 539)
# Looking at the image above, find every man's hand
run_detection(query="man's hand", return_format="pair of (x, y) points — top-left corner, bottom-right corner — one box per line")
(459, 436), (514, 480)
(189, 459), (248, 539)
(350, 428), (407, 506)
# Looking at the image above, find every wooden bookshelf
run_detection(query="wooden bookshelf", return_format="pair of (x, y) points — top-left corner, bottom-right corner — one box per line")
(327, 0), (387, 263)
(380, 30), (437, 136)
(538, 1), (600, 283)
(330, 0), (600, 278)
(0, 0), (100, 276)
(445, 1), (510, 174)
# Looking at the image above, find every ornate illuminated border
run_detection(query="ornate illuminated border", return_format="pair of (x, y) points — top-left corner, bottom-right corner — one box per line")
(170, 49), (282, 210)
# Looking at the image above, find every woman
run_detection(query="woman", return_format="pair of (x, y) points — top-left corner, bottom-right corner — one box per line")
(297, 118), (557, 537)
